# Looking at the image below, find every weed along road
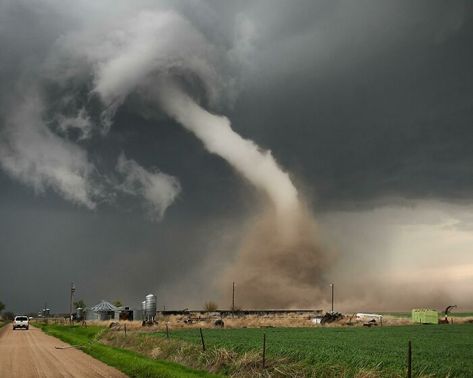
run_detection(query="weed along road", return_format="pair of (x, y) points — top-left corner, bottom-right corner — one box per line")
(0, 325), (127, 378)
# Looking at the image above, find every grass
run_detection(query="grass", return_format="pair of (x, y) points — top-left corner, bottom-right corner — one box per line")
(38, 324), (219, 378)
(151, 324), (473, 377)
(450, 312), (473, 318)
(101, 326), (268, 377)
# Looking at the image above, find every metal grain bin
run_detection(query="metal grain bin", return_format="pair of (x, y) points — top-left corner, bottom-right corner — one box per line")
(145, 294), (157, 321)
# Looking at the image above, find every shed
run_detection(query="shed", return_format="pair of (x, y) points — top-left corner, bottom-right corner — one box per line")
(412, 309), (438, 324)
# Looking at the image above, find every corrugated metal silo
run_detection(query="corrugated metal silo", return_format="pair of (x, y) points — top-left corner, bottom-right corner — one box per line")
(145, 294), (157, 321)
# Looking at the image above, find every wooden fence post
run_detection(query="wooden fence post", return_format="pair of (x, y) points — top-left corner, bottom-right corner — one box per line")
(124, 323), (127, 337)
(407, 340), (412, 378)
(262, 333), (266, 369)
(166, 323), (169, 339)
(199, 328), (206, 352)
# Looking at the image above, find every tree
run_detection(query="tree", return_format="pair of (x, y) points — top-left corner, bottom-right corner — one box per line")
(73, 299), (86, 309)
(112, 300), (123, 308)
(0, 301), (5, 314)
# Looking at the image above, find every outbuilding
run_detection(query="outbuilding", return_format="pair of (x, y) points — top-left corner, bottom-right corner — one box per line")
(412, 309), (438, 324)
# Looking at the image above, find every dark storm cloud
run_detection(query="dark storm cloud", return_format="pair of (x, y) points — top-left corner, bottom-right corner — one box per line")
(227, 0), (473, 208)
(1, 0), (472, 312)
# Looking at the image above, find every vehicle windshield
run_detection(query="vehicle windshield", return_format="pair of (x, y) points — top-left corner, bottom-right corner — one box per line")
(15, 316), (28, 321)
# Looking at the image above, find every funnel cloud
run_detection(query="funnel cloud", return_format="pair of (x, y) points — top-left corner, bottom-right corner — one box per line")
(157, 81), (300, 220)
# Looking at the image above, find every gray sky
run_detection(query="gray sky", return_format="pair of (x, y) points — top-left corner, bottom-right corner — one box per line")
(1, 0), (472, 313)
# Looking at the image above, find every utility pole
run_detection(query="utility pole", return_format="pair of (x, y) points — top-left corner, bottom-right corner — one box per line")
(330, 283), (334, 313)
(232, 282), (235, 314)
(69, 282), (75, 324)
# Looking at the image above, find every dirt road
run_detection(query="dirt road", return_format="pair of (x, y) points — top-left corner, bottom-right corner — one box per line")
(0, 325), (127, 377)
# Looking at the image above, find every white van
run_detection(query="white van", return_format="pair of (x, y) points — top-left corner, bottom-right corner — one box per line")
(13, 316), (29, 330)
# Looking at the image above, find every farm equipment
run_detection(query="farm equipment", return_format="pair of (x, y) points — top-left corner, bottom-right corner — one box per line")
(439, 305), (457, 324)
(320, 312), (343, 324)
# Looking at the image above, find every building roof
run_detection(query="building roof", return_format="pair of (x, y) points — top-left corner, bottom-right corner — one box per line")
(90, 300), (118, 312)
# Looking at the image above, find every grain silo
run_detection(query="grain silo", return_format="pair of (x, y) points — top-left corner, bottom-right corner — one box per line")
(145, 294), (157, 322)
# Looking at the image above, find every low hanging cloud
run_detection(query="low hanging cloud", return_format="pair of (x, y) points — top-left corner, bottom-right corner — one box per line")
(50, 7), (224, 130)
(116, 153), (181, 220)
(0, 3), (217, 220)
(0, 93), (97, 208)
(55, 108), (93, 140)
(0, 89), (181, 219)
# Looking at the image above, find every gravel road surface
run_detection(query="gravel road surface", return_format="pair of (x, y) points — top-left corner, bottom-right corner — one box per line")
(0, 325), (127, 377)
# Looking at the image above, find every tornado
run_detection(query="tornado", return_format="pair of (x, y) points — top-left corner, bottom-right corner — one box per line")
(156, 80), (328, 308)
(42, 5), (330, 308)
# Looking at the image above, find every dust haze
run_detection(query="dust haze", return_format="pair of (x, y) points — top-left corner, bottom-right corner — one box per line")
(220, 205), (331, 308)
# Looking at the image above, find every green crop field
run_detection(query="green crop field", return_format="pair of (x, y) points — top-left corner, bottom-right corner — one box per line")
(157, 324), (473, 377)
